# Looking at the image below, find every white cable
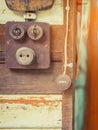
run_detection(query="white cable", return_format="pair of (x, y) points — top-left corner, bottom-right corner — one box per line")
(63, 0), (70, 75)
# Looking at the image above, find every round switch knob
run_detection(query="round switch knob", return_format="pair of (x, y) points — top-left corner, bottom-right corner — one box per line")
(27, 25), (43, 40)
(9, 24), (25, 40)
(16, 47), (35, 65)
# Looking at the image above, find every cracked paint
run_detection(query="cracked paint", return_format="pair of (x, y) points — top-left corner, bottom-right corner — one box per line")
(0, 95), (62, 129)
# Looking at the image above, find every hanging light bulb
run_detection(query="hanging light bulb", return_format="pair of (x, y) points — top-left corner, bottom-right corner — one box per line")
(55, 0), (72, 91)
(55, 73), (71, 91)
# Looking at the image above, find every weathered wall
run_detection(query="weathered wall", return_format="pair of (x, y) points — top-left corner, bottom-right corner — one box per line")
(0, 95), (62, 129)
(0, 0), (63, 25)
(75, 0), (90, 130)
(0, 0), (76, 130)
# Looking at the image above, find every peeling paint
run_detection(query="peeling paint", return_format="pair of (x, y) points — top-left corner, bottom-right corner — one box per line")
(0, 95), (62, 129)
(0, 97), (61, 107)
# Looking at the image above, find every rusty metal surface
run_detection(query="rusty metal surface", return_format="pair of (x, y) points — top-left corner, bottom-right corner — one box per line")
(5, 22), (50, 69)
(0, 95), (62, 129)
(5, 0), (54, 11)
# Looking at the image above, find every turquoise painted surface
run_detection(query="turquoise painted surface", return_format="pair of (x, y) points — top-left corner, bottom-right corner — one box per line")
(75, 1), (90, 130)
(75, 88), (85, 130)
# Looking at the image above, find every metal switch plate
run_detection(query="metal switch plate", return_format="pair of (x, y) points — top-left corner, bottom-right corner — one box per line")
(5, 0), (54, 11)
(5, 22), (50, 69)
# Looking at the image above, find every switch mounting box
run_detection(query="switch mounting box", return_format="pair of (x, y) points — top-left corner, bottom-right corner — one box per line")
(5, 22), (50, 69)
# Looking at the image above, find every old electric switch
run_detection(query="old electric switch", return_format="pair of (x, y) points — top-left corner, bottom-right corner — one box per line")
(9, 24), (25, 40)
(5, 22), (50, 69)
(5, 0), (52, 69)
(27, 25), (43, 40)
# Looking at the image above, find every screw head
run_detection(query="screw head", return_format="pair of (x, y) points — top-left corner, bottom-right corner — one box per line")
(27, 25), (43, 40)
(9, 24), (25, 40)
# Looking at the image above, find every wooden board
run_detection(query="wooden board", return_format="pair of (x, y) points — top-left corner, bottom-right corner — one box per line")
(0, 25), (64, 63)
(0, 95), (62, 129)
(0, 0), (76, 130)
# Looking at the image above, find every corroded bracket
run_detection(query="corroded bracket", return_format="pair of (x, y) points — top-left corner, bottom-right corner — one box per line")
(5, 0), (54, 11)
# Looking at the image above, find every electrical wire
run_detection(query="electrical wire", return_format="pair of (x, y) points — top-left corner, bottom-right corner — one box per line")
(63, 0), (70, 75)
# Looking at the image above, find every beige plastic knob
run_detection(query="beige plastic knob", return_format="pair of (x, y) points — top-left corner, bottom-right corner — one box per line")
(27, 25), (43, 40)
(16, 47), (35, 65)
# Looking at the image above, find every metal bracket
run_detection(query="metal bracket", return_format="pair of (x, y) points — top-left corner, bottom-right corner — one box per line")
(24, 12), (37, 21)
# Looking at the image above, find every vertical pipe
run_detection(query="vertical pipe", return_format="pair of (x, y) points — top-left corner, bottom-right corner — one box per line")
(85, 0), (98, 130)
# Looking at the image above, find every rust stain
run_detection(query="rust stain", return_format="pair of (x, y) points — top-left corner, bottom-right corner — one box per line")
(76, 0), (82, 5)
(5, 0), (54, 11)
(0, 97), (62, 107)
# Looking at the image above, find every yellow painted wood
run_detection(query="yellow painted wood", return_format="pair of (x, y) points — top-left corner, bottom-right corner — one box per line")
(0, 95), (62, 129)
(0, 0), (63, 25)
